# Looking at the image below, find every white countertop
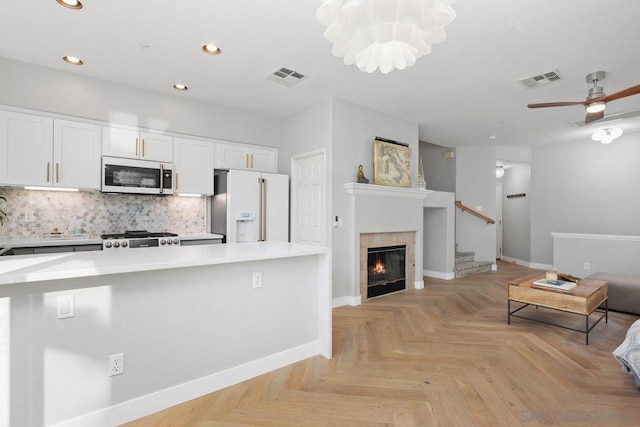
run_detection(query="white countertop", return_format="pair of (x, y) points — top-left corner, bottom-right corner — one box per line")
(179, 233), (224, 240)
(0, 241), (328, 286)
(0, 235), (103, 248)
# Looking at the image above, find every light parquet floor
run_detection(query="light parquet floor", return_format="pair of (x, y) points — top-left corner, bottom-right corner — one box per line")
(125, 261), (640, 426)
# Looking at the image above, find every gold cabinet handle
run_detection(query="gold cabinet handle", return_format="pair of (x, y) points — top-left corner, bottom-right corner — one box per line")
(142, 139), (146, 157)
(251, 154), (254, 169)
(176, 172), (179, 190)
(56, 163), (60, 183)
(135, 138), (139, 156)
(46, 162), (50, 182)
(246, 153), (249, 169)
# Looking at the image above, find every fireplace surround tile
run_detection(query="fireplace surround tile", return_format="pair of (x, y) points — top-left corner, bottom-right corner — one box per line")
(360, 231), (415, 301)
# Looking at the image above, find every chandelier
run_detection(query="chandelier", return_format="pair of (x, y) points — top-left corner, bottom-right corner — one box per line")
(316, 0), (456, 74)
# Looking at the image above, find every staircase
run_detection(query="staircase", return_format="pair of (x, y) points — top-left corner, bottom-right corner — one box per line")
(454, 251), (493, 278)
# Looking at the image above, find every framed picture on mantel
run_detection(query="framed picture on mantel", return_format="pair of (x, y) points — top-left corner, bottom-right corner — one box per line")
(373, 138), (411, 187)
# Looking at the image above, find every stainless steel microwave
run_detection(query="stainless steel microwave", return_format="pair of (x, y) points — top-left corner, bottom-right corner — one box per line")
(102, 157), (174, 195)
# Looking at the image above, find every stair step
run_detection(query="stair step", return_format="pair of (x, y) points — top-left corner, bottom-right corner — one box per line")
(453, 261), (493, 279)
(455, 251), (475, 264)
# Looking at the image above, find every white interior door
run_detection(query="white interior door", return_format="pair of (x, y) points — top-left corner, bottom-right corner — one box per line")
(496, 182), (503, 259)
(291, 149), (326, 246)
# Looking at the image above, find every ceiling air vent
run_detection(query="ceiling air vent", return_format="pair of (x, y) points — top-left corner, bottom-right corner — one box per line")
(517, 69), (563, 89)
(265, 67), (308, 88)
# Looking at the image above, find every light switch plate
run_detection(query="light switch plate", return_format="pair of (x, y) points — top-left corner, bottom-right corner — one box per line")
(57, 295), (75, 319)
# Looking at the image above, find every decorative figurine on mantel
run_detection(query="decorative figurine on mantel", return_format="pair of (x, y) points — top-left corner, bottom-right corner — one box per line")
(357, 164), (369, 184)
(415, 157), (427, 189)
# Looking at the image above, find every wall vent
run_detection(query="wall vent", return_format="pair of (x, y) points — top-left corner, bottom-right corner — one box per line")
(265, 67), (308, 88)
(517, 69), (563, 89)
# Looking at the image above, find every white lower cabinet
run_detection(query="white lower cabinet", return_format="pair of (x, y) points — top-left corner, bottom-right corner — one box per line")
(174, 137), (214, 195)
(214, 142), (278, 173)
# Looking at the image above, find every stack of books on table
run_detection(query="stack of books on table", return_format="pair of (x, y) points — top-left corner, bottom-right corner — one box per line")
(533, 279), (577, 291)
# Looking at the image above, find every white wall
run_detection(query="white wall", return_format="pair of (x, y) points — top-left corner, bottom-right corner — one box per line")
(502, 163), (531, 262)
(455, 146), (497, 262)
(530, 133), (640, 265)
(330, 98), (419, 299)
(552, 233), (640, 277)
(4, 255), (324, 426)
(0, 57), (280, 147)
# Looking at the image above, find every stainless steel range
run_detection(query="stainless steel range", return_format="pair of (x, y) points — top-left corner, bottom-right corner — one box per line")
(101, 230), (180, 249)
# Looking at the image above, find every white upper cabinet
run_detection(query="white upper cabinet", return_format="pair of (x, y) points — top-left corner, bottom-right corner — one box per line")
(173, 138), (214, 196)
(102, 126), (173, 162)
(214, 142), (277, 173)
(0, 111), (53, 186)
(0, 111), (101, 189)
(53, 120), (102, 189)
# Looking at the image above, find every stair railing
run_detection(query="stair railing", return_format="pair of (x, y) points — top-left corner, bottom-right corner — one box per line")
(455, 201), (495, 224)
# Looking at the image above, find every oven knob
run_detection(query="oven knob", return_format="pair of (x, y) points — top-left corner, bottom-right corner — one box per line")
(167, 239), (173, 245)
(122, 241), (128, 248)
(105, 242), (112, 248)
(114, 241), (120, 248)
(173, 238), (180, 245)
(160, 239), (166, 245)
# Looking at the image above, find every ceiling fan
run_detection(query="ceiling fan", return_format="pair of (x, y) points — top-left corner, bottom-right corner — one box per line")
(528, 71), (640, 123)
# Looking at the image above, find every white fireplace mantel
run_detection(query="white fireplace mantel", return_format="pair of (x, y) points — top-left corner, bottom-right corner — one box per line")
(343, 183), (433, 199)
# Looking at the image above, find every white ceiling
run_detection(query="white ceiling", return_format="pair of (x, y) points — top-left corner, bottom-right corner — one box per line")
(1, 0), (640, 148)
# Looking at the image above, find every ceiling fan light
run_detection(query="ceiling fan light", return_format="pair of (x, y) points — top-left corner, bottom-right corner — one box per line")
(586, 102), (606, 113)
(609, 127), (623, 139)
(592, 127), (623, 144)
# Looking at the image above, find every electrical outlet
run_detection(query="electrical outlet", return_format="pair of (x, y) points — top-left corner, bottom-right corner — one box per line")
(253, 271), (263, 288)
(584, 262), (591, 271)
(109, 353), (125, 377)
(56, 295), (74, 319)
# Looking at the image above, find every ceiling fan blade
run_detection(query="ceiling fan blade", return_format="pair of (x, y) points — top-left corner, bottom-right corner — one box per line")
(585, 110), (605, 123)
(601, 84), (640, 102)
(527, 101), (586, 109)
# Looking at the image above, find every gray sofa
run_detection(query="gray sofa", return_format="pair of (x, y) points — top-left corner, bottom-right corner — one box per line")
(586, 273), (640, 315)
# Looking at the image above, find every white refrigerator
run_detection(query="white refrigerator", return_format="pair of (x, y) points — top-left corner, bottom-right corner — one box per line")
(210, 169), (289, 243)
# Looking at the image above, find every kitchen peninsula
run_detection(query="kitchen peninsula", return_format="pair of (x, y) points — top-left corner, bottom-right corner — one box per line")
(0, 241), (331, 427)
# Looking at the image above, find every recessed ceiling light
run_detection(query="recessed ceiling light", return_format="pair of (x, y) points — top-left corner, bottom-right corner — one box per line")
(56, 0), (84, 10)
(173, 84), (188, 91)
(202, 44), (221, 55)
(63, 56), (84, 65)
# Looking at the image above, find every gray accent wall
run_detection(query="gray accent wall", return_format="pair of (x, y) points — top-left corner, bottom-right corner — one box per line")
(502, 163), (531, 262)
(530, 133), (640, 265)
(419, 141), (455, 192)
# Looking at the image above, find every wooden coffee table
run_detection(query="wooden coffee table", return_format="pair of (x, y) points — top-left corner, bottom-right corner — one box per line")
(508, 273), (608, 344)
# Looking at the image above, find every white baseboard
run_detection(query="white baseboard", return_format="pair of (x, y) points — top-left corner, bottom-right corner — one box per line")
(423, 270), (455, 280)
(332, 295), (361, 308)
(51, 341), (320, 427)
(502, 256), (552, 271)
(414, 280), (424, 289)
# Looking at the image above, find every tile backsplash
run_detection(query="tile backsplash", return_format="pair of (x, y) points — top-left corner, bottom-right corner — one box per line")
(0, 187), (206, 238)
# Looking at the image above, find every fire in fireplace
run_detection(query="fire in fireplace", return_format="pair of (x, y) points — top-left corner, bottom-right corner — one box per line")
(367, 245), (406, 298)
